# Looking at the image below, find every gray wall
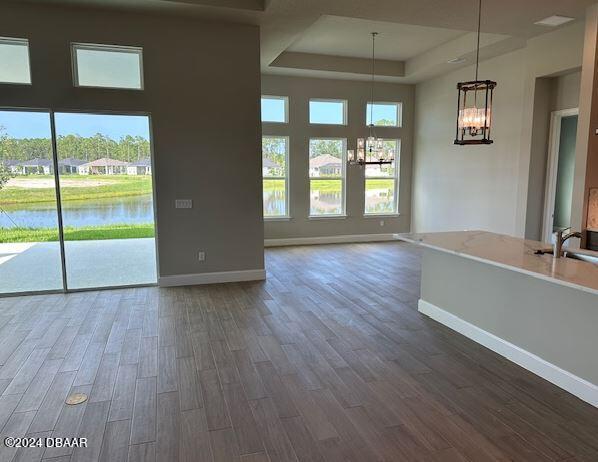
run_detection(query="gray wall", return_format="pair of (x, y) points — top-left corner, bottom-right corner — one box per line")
(551, 71), (582, 111)
(0, 2), (264, 278)
(261, 74), (414, 239)
(421, 248), (598, 386)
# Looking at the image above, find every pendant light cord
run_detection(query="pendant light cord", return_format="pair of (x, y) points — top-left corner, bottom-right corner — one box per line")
(475, 0), (481, 81)
(370, 32), (377, 133)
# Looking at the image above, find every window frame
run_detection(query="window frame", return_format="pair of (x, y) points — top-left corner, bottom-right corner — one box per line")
(71, 42), (144, 90)
(261, 95), (289, 124)
(0, 36), (32, 85)
(363, 138), (401, 216)
(309, 99), (348, 126)
(308, 137), (347, 218)
(365, 101), (402, 127)
(262, 135), (290, 220)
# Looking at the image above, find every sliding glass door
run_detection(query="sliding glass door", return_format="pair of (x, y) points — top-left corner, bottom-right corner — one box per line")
(0, 109), (157, 296)
(0, 110), (64, 294)
(54, 112), (156, 289)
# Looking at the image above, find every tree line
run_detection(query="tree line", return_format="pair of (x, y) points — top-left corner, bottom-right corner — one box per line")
(0, 127), (151, 163)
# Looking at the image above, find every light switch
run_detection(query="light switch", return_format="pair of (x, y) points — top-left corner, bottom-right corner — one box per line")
(175, 199), (193, 209)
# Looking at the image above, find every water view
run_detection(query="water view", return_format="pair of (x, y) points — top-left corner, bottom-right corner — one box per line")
(0, 110), (157, 294)
(1, 193), (153, 229)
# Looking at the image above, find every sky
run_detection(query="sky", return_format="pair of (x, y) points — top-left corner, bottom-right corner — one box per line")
(0, 111), (151, 140)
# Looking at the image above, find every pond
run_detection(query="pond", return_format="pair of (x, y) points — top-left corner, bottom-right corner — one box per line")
(0, 194), (154, 229)
(263, 182), (396, 217)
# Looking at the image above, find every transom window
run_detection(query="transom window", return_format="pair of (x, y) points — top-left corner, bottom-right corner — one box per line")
(261, 96), (288, 123)
(262, 136), (289, 218)
(309, 138), (346, 216)
(366, 102), (402, 127)
(309, 99), (347, 125)
(0, 37), (31, 85)
(72, 43), (144, 90)
(364, 139), (400, 215)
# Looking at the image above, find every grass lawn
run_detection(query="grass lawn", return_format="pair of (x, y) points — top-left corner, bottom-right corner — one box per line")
(0, 175), (152, 206)
(0, 224), (155, 243)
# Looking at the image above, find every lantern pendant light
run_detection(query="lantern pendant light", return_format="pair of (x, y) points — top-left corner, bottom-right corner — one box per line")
(348, 32), (395, 166)
(454, 0), (497, 145)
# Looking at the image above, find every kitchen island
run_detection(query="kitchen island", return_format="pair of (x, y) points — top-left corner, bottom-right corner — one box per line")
(398, 230), (598, 407)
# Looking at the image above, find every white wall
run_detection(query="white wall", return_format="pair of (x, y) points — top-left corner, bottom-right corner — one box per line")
(412, 22), (584, 236)
(412, 50), (526, 234)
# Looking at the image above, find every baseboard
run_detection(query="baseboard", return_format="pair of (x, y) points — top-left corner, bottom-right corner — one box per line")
(264, 233), (399, 247)
(418, 299), (598, 408)
(158, 269), (266, 287)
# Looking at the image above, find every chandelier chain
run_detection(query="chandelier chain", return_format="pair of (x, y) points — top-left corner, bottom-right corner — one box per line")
(475, 0), (481, 81)
(370, 32), (377, 136)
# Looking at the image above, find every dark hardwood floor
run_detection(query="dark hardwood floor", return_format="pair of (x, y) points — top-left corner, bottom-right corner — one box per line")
(0, 242), (597, 461)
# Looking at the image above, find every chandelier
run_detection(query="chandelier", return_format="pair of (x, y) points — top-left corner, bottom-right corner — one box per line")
(348, 32), (394, 165)
(455, 0), (497, 145)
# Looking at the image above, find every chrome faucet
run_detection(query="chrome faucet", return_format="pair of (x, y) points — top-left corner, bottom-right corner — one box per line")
(553, 229), (583, 258)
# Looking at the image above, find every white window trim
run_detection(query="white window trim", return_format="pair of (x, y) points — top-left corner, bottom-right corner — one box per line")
(0, 36), (32, 86)
(308, 137), (347, 218)
(261, 95), (289, 124)
(263, 135), (290, 219)
(366, 101), (403, 127)
(71, 42), (144, 90)
(364, 139), (400, 216)
(309, 98), (348, 126)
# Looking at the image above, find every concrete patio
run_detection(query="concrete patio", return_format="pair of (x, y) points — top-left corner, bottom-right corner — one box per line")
(0, 238), (157, 294)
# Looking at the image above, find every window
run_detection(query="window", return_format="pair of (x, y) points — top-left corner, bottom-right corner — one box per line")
(366, 102), (402, 127)
(364, 139), (400, 215)
(262, 136), (289, 218)
(0, 37), (31, 84)
(309, 99), (347, 125)
(72, 43), (143, 90)
(309, 138), (346, 216)
(261, 96), (288, 123)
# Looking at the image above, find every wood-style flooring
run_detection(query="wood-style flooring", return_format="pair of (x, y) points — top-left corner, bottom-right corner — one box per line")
(0, 242), (597, 461)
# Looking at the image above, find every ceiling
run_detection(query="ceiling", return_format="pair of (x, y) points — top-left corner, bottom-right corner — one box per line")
(16, 0), (596, 83)
(286, 16), (468, 61)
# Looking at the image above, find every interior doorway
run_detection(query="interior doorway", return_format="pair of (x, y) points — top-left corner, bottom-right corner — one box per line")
(0, 108), (158, 296)
(542, 108), (578, 243)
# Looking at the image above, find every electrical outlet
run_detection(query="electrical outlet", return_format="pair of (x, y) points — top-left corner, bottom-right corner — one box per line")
(380, 220), (385, 227)
(198, 251), (205, 261)
(175, 199), (193, 209)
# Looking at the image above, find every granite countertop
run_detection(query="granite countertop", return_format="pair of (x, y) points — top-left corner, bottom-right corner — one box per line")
(397, 230), (598, 296)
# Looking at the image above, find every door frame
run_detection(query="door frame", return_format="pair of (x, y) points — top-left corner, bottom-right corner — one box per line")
(0, 107), (159, 297)
(541, 107), (579, 243)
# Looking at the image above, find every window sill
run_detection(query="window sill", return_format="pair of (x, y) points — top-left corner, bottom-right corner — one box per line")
(363, 213), (401, 218)
(264, 216), (292, 222)
(308, 215), (348, 220)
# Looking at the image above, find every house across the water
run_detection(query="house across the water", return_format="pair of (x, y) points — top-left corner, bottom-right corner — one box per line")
(78, 157), (129, 175)
(309, 154), (342, 177)
(58, 157), (86, 174)
(126, 158), (152, 175)
(18, 158), (54, 175)
(1, 159), (21, 174)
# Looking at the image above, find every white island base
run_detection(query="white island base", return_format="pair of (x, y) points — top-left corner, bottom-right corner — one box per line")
(400, 231), (598, 408)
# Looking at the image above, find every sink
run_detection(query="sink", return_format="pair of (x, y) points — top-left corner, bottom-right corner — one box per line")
(534, 248), (598, 265)
(566, 252), (598, 265)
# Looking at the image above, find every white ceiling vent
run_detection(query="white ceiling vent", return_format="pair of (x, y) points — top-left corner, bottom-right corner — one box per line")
(534, 15), (575, 27)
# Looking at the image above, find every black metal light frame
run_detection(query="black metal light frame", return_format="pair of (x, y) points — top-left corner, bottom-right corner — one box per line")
(454, 79), (496, 145)
(454, 0), (497, 146)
